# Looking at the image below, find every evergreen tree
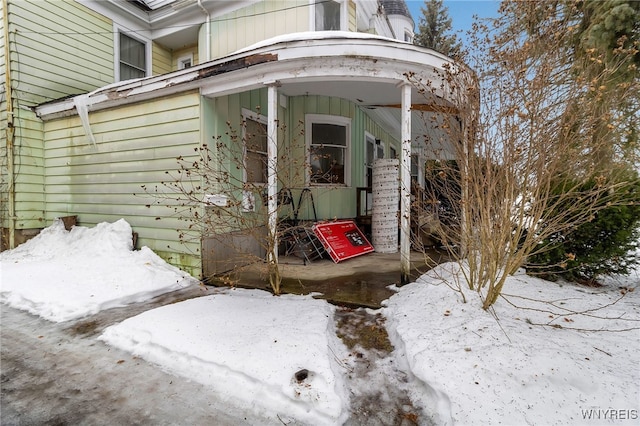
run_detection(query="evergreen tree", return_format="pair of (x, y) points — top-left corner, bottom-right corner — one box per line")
(414, 0), (462, 58)
(494, 0), (640, 283)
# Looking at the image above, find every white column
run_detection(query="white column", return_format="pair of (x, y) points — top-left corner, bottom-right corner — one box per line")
(267, 84), (279, 263)
(400, 83), (412, 283)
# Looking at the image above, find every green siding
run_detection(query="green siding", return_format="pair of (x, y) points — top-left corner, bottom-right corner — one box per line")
(0, 0), (7, 233)
(8, 0), (113, 105)
(1, 0), (116, 239)
(43, 92), (203, 275)
(206, 92), (398, 223)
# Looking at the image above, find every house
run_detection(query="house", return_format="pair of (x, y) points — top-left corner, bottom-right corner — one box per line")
(1, 0), (475, 281)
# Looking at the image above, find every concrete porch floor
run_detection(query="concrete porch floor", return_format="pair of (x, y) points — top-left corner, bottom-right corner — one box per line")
(208, 248), (450, 309)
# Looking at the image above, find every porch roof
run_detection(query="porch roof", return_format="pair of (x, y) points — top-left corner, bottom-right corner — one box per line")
(35, 31), (474, 149)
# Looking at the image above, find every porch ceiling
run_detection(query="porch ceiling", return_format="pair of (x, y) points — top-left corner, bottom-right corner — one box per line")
(36, 32), (473, 156)
(276, 79), (446, 150)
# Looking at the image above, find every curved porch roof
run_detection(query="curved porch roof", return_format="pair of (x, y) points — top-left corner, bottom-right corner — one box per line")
(36, 31), (475, 152)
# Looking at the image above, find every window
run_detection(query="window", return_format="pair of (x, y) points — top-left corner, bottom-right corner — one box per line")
(118, 32), (147, 81)
(314, 0), (342, 31)
(365, 134), (385, 187)
(243, 111), (268, 185)
(404, 31), (413, 43)
(307, 115), (350, 185)
(390, 146), (397, 159)
(411, 154), (420, 182)
(178, 54), (193, 70)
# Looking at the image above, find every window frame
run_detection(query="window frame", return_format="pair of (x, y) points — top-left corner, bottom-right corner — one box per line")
(114, 25), (151, 82)
(242, 108), (269, 187)
(178, 54), (193, 70)
(310, 0), (347, 31)
(306, 114), (351, 187)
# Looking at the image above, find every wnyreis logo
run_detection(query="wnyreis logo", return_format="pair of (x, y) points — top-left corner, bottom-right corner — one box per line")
(581, 408), (638, 421)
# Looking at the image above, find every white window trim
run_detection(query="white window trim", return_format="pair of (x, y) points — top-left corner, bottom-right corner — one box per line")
(114, 23), (152, 82)
(177, 53), (194, 70)
(306, 114), (351, 187)
(309, 0), (348, 31)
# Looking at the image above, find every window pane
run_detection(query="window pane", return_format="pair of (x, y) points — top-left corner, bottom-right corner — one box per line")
(245, 117), (267, 184)
(366, 140), (374, 166)
(120, 63), (145, 80)
(310, 145), (345, 184)
(246, 151), (267, 183)
(246, 119), (267, 152)
(315, 0), (341, 31)
(120, 33), (145, 79)
(312, 123), (346, 146)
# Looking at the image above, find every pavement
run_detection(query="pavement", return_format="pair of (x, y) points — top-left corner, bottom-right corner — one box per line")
(213, 249), (449, 308)
(1, 283), (430, 425)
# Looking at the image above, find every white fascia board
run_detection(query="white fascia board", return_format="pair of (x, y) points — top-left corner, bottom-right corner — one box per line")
(36, 69), (203, 119)
(199, 56), (404, 98)
(36, 34), (469, 119)
(79, 0), (151, 30)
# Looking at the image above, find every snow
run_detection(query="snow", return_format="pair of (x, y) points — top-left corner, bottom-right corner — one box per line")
(0, 218), (196, 322)
(99, 290), (349, 425)
(384, 263), (640, 425)
(1, 219), (639, 424)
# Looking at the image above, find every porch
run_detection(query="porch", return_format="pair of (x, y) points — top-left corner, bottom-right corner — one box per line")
(208, 248), (450, 309)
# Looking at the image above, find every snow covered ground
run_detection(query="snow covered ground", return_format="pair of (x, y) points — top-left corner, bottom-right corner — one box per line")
(1, 219), (638, 424)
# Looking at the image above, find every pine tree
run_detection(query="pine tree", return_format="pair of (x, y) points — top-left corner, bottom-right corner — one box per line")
(414, 0), (462, 58)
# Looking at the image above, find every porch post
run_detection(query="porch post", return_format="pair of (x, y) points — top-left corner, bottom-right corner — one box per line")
(400, 83), (412, 284)
(267, 84), (279, 264)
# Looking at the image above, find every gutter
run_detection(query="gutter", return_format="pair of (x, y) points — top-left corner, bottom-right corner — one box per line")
(35, 53), (279, 120)
(3, 0), (15, 249)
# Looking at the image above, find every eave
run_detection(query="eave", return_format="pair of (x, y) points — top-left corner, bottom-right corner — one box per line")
(35, 32), (473, 124)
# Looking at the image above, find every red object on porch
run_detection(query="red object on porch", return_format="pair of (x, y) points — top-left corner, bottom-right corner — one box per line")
(312, 220), (374, 263)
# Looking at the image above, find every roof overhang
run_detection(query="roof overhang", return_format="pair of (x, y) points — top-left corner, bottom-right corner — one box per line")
(35, 32), (475, 150)
(79, 0), (258, 49)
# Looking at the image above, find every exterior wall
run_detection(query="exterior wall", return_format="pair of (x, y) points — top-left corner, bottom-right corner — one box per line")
(348, 0), (357, 32)
(152, 42), (173, 75)
(172, 45), (199, 69)
(1, 0), (8, 246)
(205, 0), (310, 60)
(42, 91), (203, 276)
(287, 95), (399, 221)
(387, 14), (414, 42)
(1, 0), (116, 243)
(206, 91), (398, 223)
(204, 1), (361, 61)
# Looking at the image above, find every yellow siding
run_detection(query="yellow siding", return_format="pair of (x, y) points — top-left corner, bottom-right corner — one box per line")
(348, 0), (356, 31)
(207, 0), (309, 60)
(172, 45), (199, 69)
(152, 42), (173, 75)
(43, 92), (203, 275)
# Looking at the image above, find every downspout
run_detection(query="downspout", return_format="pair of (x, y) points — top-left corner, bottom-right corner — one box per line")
(197, 0), (211, 62)
(3, 0), (16, 249)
